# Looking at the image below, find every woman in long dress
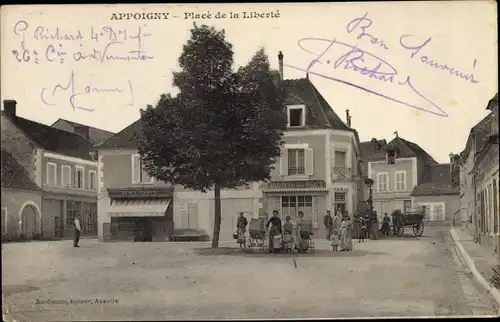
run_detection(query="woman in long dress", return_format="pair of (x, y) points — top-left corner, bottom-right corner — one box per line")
(296, 211), (310, 251)
(236, 212), (248, 248)
(339, 215), (353, 251)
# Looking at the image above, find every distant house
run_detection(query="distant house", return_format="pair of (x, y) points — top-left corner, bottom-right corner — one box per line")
(1, 149), (43, 241)
(1, 100), (103, 239)
(471, 93), (499, 255)
(359, 138), (386, 210)
(459, 113), (492, 229)
(367, 133), (442, 223)
(411, 157), (460, 224)
(51, 118), (115, 145)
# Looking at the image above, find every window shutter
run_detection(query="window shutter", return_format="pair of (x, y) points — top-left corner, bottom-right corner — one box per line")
(188, 203), (198, 229)
(132, 155), (140, 183)
(305, 148), (314, 175)
(180, 205), (188, 229)
(280, 148), (288, 176)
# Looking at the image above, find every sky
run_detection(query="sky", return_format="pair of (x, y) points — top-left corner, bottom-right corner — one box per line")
(1, 2), (497, 163)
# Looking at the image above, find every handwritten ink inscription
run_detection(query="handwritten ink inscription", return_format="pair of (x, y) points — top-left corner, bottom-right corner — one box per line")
(11, 20), (154, 65)
(288, 12), (480, 117)
(41, 70), (134, 112)
(10, 20), (146, 111)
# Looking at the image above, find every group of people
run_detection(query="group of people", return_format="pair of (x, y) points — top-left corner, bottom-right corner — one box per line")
(323, 210), (353, 252)
(235, 208), (391, 253)
(235, 210), (313, 253)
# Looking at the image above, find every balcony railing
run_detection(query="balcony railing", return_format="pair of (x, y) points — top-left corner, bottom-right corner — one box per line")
(331, 167), (352, 181)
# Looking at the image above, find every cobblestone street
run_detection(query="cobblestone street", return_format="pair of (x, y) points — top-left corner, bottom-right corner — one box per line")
(2, 226), (498, 320)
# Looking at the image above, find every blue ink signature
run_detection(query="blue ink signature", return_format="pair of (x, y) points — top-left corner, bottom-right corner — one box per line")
(399, 34), (478, 84)
(40, 70), (134, 111)
(72, 41), (154, 63)
(286, 37), (448, 117)
(346, 12), (389, 50)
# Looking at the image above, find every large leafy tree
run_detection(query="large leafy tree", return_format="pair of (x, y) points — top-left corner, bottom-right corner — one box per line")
(134, 24), (287, 248)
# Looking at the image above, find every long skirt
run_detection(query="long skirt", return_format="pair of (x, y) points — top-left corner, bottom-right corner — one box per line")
(268, 228), (281, 251)
(339, 229), (353, 251)
(237, 228), (246, 244)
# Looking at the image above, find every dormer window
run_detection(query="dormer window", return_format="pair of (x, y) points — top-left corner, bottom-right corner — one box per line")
(387, 150), (396, 165)
(287, 105), (305, 127)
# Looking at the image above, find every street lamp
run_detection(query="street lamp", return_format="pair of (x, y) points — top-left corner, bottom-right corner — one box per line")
(364, 178), (374, 214)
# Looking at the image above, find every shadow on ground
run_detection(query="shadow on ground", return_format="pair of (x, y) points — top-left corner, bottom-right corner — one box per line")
(194, 247), (386, 258)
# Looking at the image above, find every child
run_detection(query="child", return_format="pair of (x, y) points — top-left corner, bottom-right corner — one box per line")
(283, 216), (294, 252)
(330, 227), (339, 251)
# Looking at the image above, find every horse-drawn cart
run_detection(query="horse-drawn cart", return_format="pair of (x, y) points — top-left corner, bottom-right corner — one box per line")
(392, 208), (425, 237)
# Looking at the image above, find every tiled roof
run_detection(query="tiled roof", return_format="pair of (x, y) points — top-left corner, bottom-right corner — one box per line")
(460, 93), (497, 160)
(95, 119), (142, 149)
(411, 163), (459, 196)
(98, 77), (360, 149)
(369, 136), (438, 165)
(359, 139), (386, 176)
(283, 78), (351, 131)
(360, 139), (386, 161)
(460, 113), (491, 160)
(1, 149), (42, 191)
(4, 114), (95, 160)
(51, 118), (115, 145)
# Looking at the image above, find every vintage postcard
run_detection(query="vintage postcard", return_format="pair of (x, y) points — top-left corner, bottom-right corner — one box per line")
(1, 1), (499, 320)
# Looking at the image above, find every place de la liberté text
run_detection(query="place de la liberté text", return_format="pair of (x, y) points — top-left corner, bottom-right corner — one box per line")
(109, 10), (281, 21)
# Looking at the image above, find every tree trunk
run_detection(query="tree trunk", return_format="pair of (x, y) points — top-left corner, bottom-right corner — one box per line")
(211, 183), (222, 248)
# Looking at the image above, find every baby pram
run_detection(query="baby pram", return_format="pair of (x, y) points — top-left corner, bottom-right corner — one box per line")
(248, 218), (267, 251)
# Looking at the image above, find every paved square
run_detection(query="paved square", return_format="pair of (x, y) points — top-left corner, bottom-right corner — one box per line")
(2, 227), (498, 320)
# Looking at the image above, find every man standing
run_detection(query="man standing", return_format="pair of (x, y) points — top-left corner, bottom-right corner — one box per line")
(74, 213), (81, 247)
(324, 210), (333, 240)
(265, 210), (282, 253)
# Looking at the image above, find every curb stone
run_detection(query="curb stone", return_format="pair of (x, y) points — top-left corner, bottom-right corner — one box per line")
(450, 227), (500, 314)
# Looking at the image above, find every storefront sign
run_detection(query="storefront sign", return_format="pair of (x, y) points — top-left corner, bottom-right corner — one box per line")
(266, 180), (326, 190)
(333, 187), (348, 192)
(107, 187), (174, 199)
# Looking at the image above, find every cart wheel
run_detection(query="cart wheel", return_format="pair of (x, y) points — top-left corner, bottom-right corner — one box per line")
(413, 223), (424, 237)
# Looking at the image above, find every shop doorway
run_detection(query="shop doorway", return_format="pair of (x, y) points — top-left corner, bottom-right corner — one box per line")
(134, 218), (153, 242)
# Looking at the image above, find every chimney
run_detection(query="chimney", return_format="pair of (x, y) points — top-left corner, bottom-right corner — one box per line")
(278, 51), (284, 80)
(345, 109), (351, 127)
(3, 100), (17, 118)
(449, 152), (455, 184)
(74, 125), (90, 141)
(394, 131), (399, 138)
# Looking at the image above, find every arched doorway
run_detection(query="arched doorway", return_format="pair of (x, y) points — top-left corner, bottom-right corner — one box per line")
(21, 204), (38, 239)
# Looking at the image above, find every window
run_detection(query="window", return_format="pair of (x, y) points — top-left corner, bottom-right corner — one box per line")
(334, 151), (347, 167)
(1, 207), (7, 234)
(377, 173), (389, 192)
(432, 203), (445, 221)
(493, 179), (498, 234)
(395, 171), (407, 191)
(288, 149), (305, 175)
(66, 200), (81, 226)
(132, 155), (154, 184)
(287, 106), (305, 127)
(75, 166), (84, 189)
(46, 162), (57, 186)
(404, 200), (412, 213)
(281, 195), (313, 222)
(62, 165), (71, 188)
(488, 184), (493, 233)
(89, 171), (97, 191)
(387, 150), (396, 165)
